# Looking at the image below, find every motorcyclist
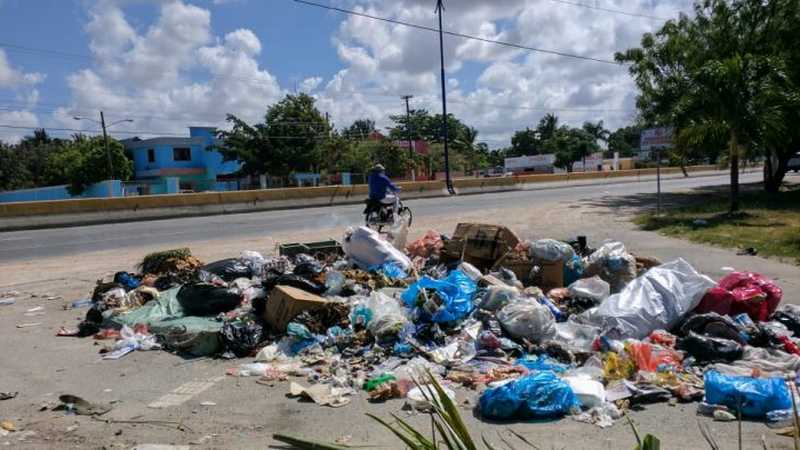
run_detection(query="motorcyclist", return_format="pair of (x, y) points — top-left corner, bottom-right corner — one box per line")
(365, 164), (400, 216)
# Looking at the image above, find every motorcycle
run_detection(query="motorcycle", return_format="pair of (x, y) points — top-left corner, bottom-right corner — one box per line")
(364, 194), (413, 232)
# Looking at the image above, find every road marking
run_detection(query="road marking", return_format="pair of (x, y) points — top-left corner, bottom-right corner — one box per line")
(147, 376), (224, 409)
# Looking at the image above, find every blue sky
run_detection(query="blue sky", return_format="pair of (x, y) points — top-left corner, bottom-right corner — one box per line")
(0, 0), (689, 146)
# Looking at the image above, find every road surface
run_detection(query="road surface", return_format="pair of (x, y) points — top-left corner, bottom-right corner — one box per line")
(0, 171), (764, 262)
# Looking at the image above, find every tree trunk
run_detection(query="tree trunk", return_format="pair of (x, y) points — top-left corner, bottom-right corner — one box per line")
(729, 130), (740, 213)
(680, 158), (689, 177)
(763, 149), (789, 193)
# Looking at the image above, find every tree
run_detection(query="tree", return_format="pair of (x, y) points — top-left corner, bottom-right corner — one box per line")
(536, 113), (559, 142)
(546, 127), (600, 172)
(454, 126), (489, 172)
(343, 119), (376, 140)
(617, 0), (800, 211)
(607, 126), (642, 158)
(45, 136), (132, 195)
(582, 120), (610, 143)
(509, 128), (538, 157)
(0, 141), (31, 191)
(218, 93), (331, 177)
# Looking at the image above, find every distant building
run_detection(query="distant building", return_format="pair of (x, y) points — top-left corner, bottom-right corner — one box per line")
(504, 154), (556, 174)
(122, 127), (240, 192)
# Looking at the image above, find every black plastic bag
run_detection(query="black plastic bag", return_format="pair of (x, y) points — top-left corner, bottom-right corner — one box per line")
(263, 274), (325, 295)
(676, 331), (743, 363)
(177, 283), (242, 316)
(220, 316), (268, 357)
(199, 258), (252, 282)
(773, 304), (800, 337)
(293, 260), (324, 280)
(677, 312), (747, 344)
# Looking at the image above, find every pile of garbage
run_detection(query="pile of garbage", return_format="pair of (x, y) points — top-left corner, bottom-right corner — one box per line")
(63, 223), (800, 427)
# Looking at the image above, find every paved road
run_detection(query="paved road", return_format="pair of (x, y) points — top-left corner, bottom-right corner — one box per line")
(0, 171), (763, 262)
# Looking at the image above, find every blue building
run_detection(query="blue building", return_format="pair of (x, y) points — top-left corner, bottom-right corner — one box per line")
(122, 127), (240, 194)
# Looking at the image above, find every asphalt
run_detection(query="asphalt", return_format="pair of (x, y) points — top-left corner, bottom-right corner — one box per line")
(0, 171), (765, 262)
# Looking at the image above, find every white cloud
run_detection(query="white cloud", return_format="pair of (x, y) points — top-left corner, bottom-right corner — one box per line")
(54, 0), (684, 149)
(57, 1), (283, 137)
(0, 49), (44, 88)
(316, 0), (686, 147)
(0, 49), (44, 143)
(0, 110), (39, 143)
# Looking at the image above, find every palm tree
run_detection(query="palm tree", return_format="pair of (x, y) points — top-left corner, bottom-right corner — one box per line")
(536, 113), (559, 142)
(454, 126), (484, 172)
(582, 120), (610, 143)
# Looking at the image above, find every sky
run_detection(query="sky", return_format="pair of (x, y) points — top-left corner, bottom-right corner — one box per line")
(0, 0), (692, 147)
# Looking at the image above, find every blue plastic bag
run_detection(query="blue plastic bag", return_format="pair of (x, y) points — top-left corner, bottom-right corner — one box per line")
(371, 262), (407, 280)
(563, 254), (584, 286)
(480, 371), (580, 420)
(401, 270), (477, 323)
(704, 370), (791, 418)
(515, 355), (568, 373)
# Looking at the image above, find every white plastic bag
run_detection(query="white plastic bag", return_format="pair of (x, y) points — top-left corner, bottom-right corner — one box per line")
(497, 299), (556, 343)
(568, 276), (610, 304)
(343, 226), (412, 272)
(564, 376), (606, 409)
(579, 258), (715, 340)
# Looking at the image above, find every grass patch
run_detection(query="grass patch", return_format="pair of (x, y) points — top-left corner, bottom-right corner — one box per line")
(635, 185), (800, 264)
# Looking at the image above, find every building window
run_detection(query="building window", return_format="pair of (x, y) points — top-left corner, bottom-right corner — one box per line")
(173, 147), (191, 161)
(147, 149), (155, 163)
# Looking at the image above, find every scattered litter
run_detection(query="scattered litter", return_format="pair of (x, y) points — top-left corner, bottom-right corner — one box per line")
(0, 421), (15, 432)
(199, 401), (216, 407)
(58, 394), (112, 416)
(26, 306), (43, 313)
(15, 323), (40, 328)
(289, 382), (351, 408)
(0, 392), (17, 400)
(713, 410), (737, 422)
(0, 299), (15, 306)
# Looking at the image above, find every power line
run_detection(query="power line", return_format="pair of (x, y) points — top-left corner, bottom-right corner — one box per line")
(548, 0), (674, 21)
(292, 0), (622, 65)
(0, 42), (92, 61)
(0, 124), (387, 140)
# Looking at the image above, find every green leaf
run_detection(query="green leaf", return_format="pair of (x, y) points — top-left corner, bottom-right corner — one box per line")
(366, 413), (426, 450)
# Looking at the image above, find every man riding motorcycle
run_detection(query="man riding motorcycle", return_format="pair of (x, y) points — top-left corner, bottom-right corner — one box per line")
(364, 164), (400, 217)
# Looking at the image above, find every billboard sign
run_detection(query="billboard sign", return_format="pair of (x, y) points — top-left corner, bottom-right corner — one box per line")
(640, 127), (673, 151)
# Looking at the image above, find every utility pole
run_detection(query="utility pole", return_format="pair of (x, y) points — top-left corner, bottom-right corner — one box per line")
(401, 95), (415, 181)
(100, 111), (113, 184)
(74, 113), (133, 198)
(436, 0), (454, 194)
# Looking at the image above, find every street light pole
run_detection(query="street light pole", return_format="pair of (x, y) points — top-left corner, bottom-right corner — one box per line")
(402, 95), (415, 181)
(435, 0), (454, 195)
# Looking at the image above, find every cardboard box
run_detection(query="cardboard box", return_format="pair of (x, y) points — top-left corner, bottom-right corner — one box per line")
(443, 223), (521, 270)
(264, 285), (328, 332)
(535, 260), (564, 292)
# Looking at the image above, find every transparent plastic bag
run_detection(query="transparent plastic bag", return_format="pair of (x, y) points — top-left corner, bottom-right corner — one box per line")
(568, 276), (610, 305)
(530, 239), (575, 263)
(497, 298), (556, 343)
(366, 292), (409, 339)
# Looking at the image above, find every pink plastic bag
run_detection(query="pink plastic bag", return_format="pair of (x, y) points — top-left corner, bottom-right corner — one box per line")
(406, 230), (444, 258)
(694, 272), (782, 322)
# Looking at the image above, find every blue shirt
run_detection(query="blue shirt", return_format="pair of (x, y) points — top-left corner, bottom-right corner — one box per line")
(368, 171), (400, 200)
